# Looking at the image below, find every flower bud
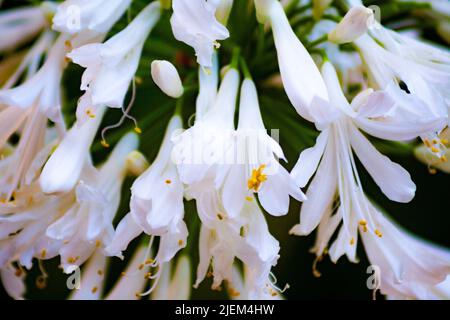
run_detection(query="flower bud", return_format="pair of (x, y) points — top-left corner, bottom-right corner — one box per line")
(151, 60), (184, 98)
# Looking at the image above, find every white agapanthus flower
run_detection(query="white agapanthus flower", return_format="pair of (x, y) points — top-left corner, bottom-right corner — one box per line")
(46, 133), (138, 273)
(289, 61), (450, 298)
(170, 0), (230, 68)
(0, 133), (138, 274)
(222, 78), (306, 217)
(68, 2), (161, 122)
(40, 107), (106, 194)
(106, 116), (188, 291)
(333, 1), (450, 155)
(53, 0), (132, 37)
(254, 0), (329, 122)
(194, 200), (280, 297)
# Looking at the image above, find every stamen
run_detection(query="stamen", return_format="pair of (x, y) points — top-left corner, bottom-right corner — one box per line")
(91, 286), (98, 294)
(247, 164), (267, 192)
(374, 229), (383, 238)
(245, 196), (253, 201)
(101, 78), (139, 148)
(312, 255), (323, 278)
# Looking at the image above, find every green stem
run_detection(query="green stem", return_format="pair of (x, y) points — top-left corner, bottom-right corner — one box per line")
(240, 57), (252, 80)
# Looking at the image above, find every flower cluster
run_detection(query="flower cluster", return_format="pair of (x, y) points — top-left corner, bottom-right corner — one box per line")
(0, 0), (449, 300)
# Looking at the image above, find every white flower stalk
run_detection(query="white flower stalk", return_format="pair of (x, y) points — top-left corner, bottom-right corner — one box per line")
(0, 35), (69, 122)
(45, 132), (139, 273)
(290, 62), (417, 260)
(40, 107), (106, 194)
(254, 0), (329, 122)
(0, 5), (48, 52)
(328, 5), (375, 44)
(152, 255), (191, 300)
(222, 78), (306, 218)
(151, 60), (184, 98)
(68, 2), (161, 121)
(172, 68), (239, 186)
(170, 0), (229, 68)
(53, 0), (132, 37)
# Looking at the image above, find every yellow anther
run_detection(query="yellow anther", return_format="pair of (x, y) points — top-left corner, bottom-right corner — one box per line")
(145, 259), (154, 265)
(91, 286), (98, 294)
(40, 249), (47, 259)
(429, 167), (437, 175)
(217, 213), (224, 220)
(134, 127), (142, 134)
(67, 256), (79, 264)
(101, 140), (110, 148)
(138, 264), (144, 270)
(245, 196), (253, 202)
(350, 237), (355, 245)
(121, 272), (126, 276)
(432, 139), (438, 144)
(359, 219), (367, 226)
(135, 77), (143, 85)
(374, 229), (383, 238)
(441, 155), (447, 162)
(165, 179), (172, 184)
(135, 292), (141, 298)
(431, 146), (440, 153)
(145, 272), (152, 279)
(85, 109), (96, 118)
(441, 139), (448, 144)
(424, 140), (431, 148)
(247, 164), (268, 192)
(95, 240), (101, 248)
(97, 270), (103, 276)
(178, 239), (183, 246)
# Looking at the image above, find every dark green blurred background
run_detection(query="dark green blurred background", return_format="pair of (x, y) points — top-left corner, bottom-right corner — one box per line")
(1, 0), (449, 300)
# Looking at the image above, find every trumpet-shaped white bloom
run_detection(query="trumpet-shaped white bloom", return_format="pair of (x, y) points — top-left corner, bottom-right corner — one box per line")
(68, 2), (160, 121)
(106, 117), (187, 281)
(53, 0), (131, 37)
(289, 62), (450, 297)
(0, 5), (49, 52)
(40, 107), (106, 194)
(195, 200), (280, 296)
(222, 79), (306, 217)
(0, 133), (138, 274)
(291, 62), (418, 238)
(170, 0), (229, 68)
(254, 0), (329, 122)
(151, 60), (184, 98)
(45, 133), (138, 272)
